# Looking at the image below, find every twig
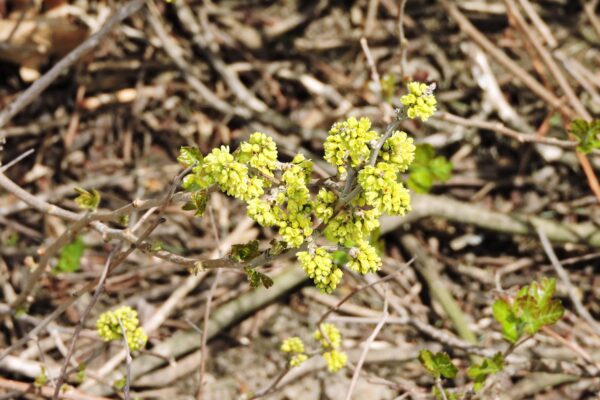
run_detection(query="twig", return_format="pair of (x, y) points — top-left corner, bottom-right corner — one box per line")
(52, 247), (120, 399)
(397, 0), (409, 78)
(433, 111), (587, 151)
(503, 0), (591, 120)
(438, 0), (573, 118)
(0, 148), (35, 172)
(197, 205), (223, 400)
(0, 0), (145, 130)
(582, 0), (600, 39)
(345, 291), (389, 400)
(360, 37), (382, 94)
(0, 377), (110, 400)
(536, 227), (600, 336)
(116, 316), (133, 400)
(436, 378), (449, 400)
(248, 365), (293, 399)
(317, 259), (413, 327)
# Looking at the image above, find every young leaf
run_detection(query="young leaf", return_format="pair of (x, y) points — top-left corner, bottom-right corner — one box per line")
(55, 237), (85, 273)
(181, 174), (201, 192)
(492, 299), (521, 343)
(230, 240), (260, 262)
(408, 144), (453, 193)
(494, 278), (564, 343)
(408, 166), (433, 193)
(429, 156), (453, 182)
(418, 349), (458, 379)
(244, 267), (273, 289)
(331, 250), (350, 266)
(178, 146), (203, 167)
(467, 353), (504, 391)
(182, 190), (208, 217)
(74, 188), (101, 211)
(570, 119), (600, 154)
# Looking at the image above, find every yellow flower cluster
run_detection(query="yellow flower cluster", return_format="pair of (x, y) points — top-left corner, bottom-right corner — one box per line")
(347, 240), (382, 274)
(314, 188), (336, 223)
(324, 117), (379, 174)
(323, 350), (348, 373)
(96, 306), (147, 352)
(400, 81), (437, 121)
(357, 162), (411, 216)
(236, 132), (278, 176)
(195, 146), (265, 201)
(297, 247), (343, 293)
(378, 130), (416, 171)
(280, 337), (308, 367)
(314, 323), (347, 372)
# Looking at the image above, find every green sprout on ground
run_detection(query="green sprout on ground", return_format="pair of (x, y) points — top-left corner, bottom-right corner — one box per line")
(418, 278), (564, 398)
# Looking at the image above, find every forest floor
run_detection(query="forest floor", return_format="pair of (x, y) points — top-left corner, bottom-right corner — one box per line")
(0, 0), (599, 399)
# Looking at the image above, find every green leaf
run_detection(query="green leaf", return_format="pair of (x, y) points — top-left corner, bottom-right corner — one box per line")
(429, 156), (453, 182)
(74, 188), (101, 211)
(55, 237), (85, 273)
(244, 267), (273, 289)
(492, 299), (521, 343)
(331, 250), (350, 266)
(467, 353), (504, 391)
(494, 279), (564, 343)
(181, 174), (201, 192)
(230, 240), (260, 262)
(178, 146), (203, 167)
(408, 145), (453, 193)
(182, 190), (208, 217)
(408, 166), (433, 193)
(570, 119), (600, 154)
(418, 349), (458, 379)
(413, 144), (436, 166)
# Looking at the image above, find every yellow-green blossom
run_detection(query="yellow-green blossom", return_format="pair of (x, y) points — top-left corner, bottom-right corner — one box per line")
(378, 130), (415, 172)
(315, 188), (336, 223)
(247, 198), (280, 227)
(324, 117), (379, 172)
(400, 81), (437, 121)
(281, 337), (305, 354)
(347, 240), (381, 274)
(96, 306), (147, 351)
(357, 162), (411, 216)
(236, 132), (278, 176)
(297, 248), (343, 293)
(196, 146), (265, 201)
(323, 350), (347, 372)
(281, 337), (308, 367)
(314, 323), (342, 349)
(290, 353), (308, 367)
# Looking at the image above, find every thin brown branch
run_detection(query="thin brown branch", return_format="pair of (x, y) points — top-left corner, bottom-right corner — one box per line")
(0, 0), (145, 130)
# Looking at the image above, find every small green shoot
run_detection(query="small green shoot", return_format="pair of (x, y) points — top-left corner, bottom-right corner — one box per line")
(467, 353), (504, 392)
(230, 240), (260, 262)
(570, 119), (600, 154)
(492, 278), (564, 344)
(418, 349), (458, 379)
(74, 188), (101, 211)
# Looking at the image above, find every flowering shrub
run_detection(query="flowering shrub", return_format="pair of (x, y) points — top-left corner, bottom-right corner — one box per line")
(178, 81), (435, 295)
